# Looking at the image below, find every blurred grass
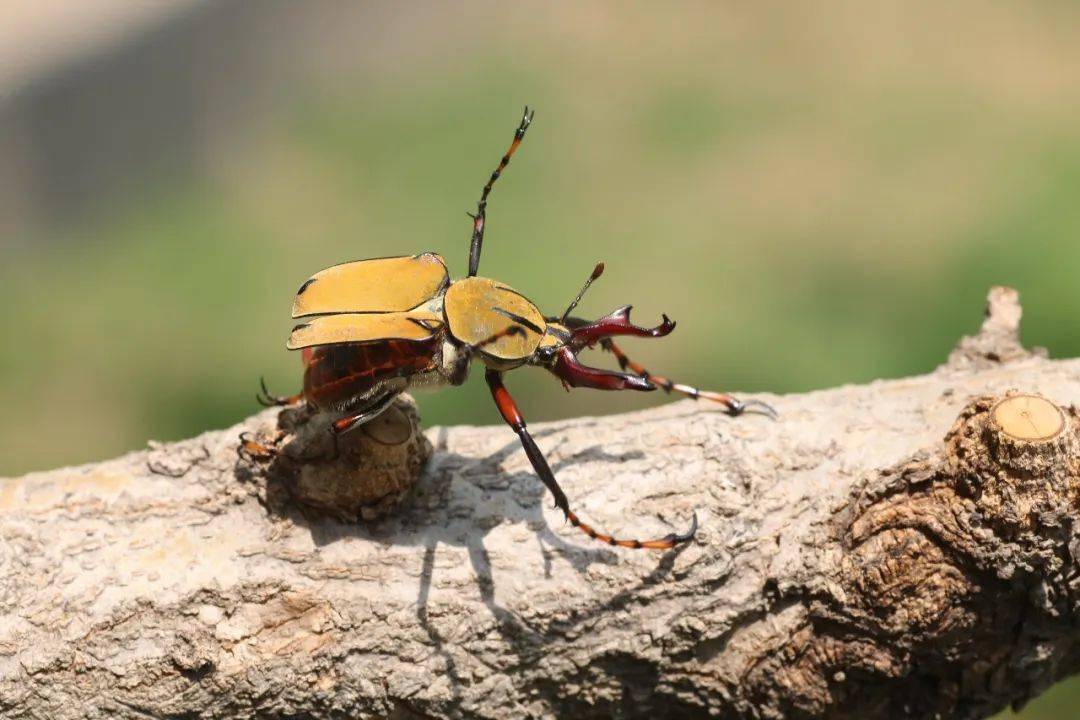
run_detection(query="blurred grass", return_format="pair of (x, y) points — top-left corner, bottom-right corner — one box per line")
(3, 3), (1080, 716)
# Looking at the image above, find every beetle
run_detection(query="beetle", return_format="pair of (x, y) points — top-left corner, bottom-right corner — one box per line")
(248, 107), (775, 550)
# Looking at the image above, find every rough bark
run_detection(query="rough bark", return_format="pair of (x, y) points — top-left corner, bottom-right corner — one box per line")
(3, 287), (1080, 720)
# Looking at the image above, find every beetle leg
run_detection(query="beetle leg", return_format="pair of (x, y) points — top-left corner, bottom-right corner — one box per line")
(549, 347), (655, 392)
(238, 431), (278, 461)
(330, 392), (399, 435)
(467, 107), (535, 277)
(485, 369), (697, 550)
(598, 339), (777, 419)
(256, 376), (303, 408)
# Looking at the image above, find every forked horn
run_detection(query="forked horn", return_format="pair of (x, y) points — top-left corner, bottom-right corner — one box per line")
(550, 347), (655, 392)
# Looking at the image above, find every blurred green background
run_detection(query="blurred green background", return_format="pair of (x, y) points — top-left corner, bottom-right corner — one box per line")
(1, 2), (1079, 716)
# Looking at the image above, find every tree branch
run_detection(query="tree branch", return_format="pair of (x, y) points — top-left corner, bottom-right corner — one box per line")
(3, 287), (1079, 720)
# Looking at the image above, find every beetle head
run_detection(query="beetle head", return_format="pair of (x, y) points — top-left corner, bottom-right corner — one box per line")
(531, 322), (572, 368)
(529, 306), (676, 392)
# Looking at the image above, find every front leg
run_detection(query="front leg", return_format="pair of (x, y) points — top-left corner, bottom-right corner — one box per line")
(598, 338), (778, 419)
(558, 313), (777, 419)
(485, 369), (696, 550)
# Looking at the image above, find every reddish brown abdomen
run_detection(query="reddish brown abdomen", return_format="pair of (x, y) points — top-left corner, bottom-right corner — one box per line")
(303, 340), (438, 411)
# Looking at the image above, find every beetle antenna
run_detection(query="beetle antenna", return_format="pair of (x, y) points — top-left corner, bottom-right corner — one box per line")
(560, 262), (604, 323)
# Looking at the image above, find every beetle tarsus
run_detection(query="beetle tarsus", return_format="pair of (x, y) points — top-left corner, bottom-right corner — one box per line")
(726, 398), (778, 420)
(590, 338), (777, 420)
(256, 376), (302, 408)
(665, 511), (699, 545)
(237, 431), (277, 461)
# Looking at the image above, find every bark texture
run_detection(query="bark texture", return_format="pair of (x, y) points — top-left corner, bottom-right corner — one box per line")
(3, 287), (1080, 720)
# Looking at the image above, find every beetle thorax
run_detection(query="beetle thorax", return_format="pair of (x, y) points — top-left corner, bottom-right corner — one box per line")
(443, 276), (546, 368)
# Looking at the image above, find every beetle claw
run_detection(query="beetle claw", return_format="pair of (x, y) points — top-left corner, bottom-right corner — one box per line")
(725, 398), (778, 420)
(662, 511), (699, 546)
(256, 376), (301, 408)
(256, 376), (279, 407)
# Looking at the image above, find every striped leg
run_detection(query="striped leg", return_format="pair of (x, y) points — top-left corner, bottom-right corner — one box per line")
(486, 369), (697, 550)
(467, 107), (534, 277)
(599, 339), (777, 419)
(237, 431), (278, 461)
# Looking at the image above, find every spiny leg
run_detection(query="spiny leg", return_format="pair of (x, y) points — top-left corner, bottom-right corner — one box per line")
(467, 106), (535, 277)
(256, 376), (303, 408)
(485, 369), (697, 550)
(599, 338), (777, 419)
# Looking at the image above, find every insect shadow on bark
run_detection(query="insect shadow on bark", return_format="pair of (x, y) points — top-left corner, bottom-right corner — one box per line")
(234, 405), (695, 706)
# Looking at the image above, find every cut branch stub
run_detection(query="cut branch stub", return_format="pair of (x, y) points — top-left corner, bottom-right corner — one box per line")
(986, 393), (1072, 477)
(816, 392), (1080, 719)
(946, 393), (1075, 480)
(991, 394), (1064, 441)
